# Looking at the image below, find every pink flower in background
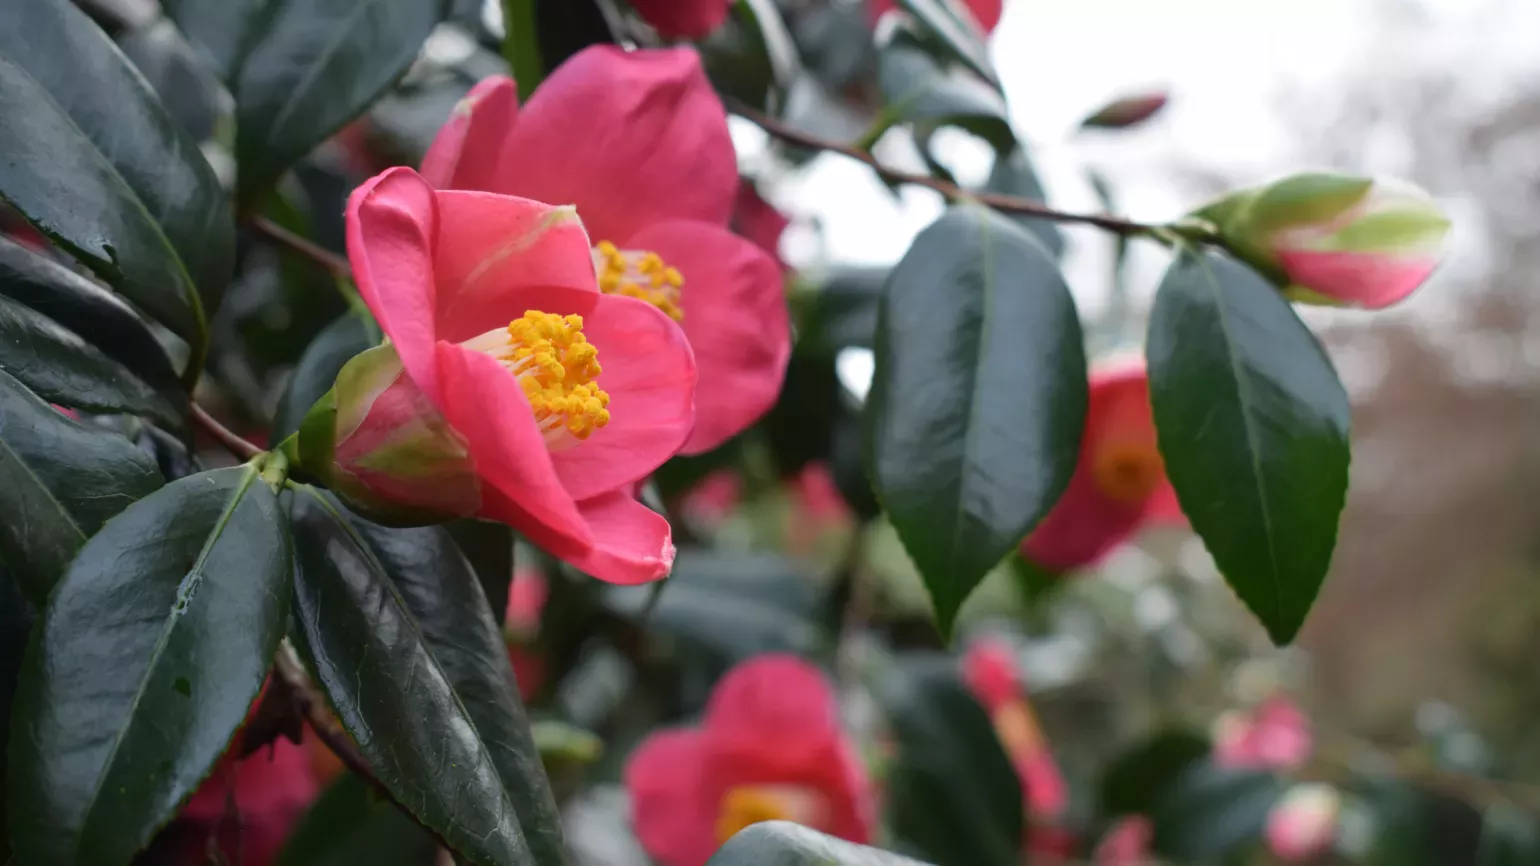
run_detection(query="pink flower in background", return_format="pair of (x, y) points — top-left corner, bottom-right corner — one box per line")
(679, 469), (744, 530)
(1020, 359), (1184, 571)
(1265, 783), (1341, 861)
(306, 166), (696, 584)
(625, 655), (876, 866)
(179, 737), (319, 866)
(961, 639), (1072, 851)
(1198, 173), (1450, 309)
(506, 568), (549, 702)
(784, 462), (854, 554)
(732, 180), (791, 270)
(422, 48), (789, 455)
(1212, 696), (1312, 772)
(628, 0), (731, 39)
(867, 0), (1004, 33)
(1095, 816), (1154, 866)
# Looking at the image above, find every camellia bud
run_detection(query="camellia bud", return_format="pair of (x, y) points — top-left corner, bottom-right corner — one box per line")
(1194, 173), (1450, 309)
(296, 343), (483, 526)
(1079, 91), (1169, 130)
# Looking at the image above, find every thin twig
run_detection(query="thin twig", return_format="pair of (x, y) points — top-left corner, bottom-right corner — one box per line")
(248, 216), (352, 279)
(273, 640), (456, 851)
(730, 102), (1161, 237)
(191, 403), (263, 461)
(1317, 735), (1540, 816)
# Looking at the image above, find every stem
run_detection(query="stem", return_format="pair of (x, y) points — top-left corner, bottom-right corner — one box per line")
(273, 640), (456, 851)
(500, 0), (544, 102)
(729, 102), (1161, 237)
(248, 216), (351, 280)
(191, 403), (263, 461)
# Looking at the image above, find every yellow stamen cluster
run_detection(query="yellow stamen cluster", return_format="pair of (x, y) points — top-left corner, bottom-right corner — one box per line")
(1092, 439), (1163, 503)
(715, 787), (795, 844)
(502, 311), (611, 442)
(594, 240), (685, 321)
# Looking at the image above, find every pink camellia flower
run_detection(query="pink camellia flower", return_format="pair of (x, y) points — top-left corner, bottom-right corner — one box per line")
(298, 166), (697, 585)
(629, 0), (731, 39)
(867, 0), (1004, 34)
(1212, 695), (1312, 772)
(1020, 359), (1184, 572)
(421, 47), (789, 455)
(1195, 173), (1450, 309)
(1095, 816), (1154, 866)
(732, 181), (791, 270)
(178, 737), (319, 866)
(1265, 783), (1340, 861)
(625, 655), (876, 866)
(961, 638), (1071, 848)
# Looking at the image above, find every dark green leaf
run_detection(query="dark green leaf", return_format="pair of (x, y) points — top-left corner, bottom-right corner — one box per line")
(883, 655), (1022, 866)
(287, 488), (556, 866)
(1360, 782), (1484, 866)
(0, 568), (35, 866)
(984, 147), (1064, 259)
(161, 0), (265, 81)
(605, 548), (821, 659)
(1146, 249), (1351, 644)
(534, 0), (616, 78)
(446, 519), (516, 628)
(866, 204), (1087, 636)
(876, 29), (1013, 154)
(8, 465), (291, 865)
(272, 312), (374, 441)
(0, 59), (203, 346)
(0, 293), (183, 427)
(0, 369), (163, 604)
(700, 0), (800, 114)
(234, 0), (447, 203)
(710, 821), (934, 865)
(894, 0), (1000, 91)
(117, 20), (225, 142)
(791, 1), (875, 93)
(1478, 805), (1540, 866)
(502, 0), (543, 101)
(1149, 763), (1284, 861)
(799, 265), (889, 352)
(1097, 728), (1210, 819)
(277, 773), (437, 866)
(0, 215), (181, 401)
(0, 0), (232, 323)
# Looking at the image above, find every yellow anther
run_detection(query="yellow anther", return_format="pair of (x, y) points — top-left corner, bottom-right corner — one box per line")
(592, 240), (685, 322)
(467, 310), (612, 446)
(715, 788), (795, 844)
(1092, 439), (1163, 503)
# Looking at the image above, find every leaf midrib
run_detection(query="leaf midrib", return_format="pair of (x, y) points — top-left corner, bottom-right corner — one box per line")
(73, 466), (260, 863)
(1193, 253), (1287, 626)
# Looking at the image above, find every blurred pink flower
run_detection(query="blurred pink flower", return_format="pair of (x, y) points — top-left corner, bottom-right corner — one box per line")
(1095, 816), (1154, 866)
(1212, 696), (1312, 772)
(507, 567), (549, 703)
(679, 469), (744, 529)
(625, 655), (876, 865)
(1265, 783), (1340, 861)
(784, 463), (854, 554)
(629, 0), (731, 39)
(732, 180), (790, 270)
(1020, 359), (1184, 571)
(422, 48), (790, 456)
(179, 731), (319, 866)
(961, 639), (1072, 850)
(867, 0), (1003, 34)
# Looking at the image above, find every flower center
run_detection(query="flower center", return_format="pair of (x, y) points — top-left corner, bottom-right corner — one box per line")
(593, 240), (684, 321)
(461, 310), (610, 449)
(1092, 439), (1163, 503)
(714, 785), (822, 844)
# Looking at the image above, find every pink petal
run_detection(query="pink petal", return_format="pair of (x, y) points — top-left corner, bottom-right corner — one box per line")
(625, 728), (720, 866)
(822, 740), (878, 845)
(506, 568), (549, 631)
(421, 76), (520, 191)
(1276, 248), (1437, 309)
(629, 0), (731, 39)
(733, 180), (790, 268)
(1143, 479), (1186, 525)
(433, 341), (593, 551)
(548, 292), (698, 500)
(180, 738), (318, 866)
(431, 189), (599, 343)
(495, 46), (737, 244)
(1095, 817), (1154, 866)
(1019, 467), (1145, 571)
(704, 656), (841, 780)
(346, 167), (443, 402)
(626, 220), (788, 455)
(962, 638), (1020, 711)
(563, 490), (677, 584)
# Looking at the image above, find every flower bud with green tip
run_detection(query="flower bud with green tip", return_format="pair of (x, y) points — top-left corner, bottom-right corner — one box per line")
(1193, 173), (1450, 309)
